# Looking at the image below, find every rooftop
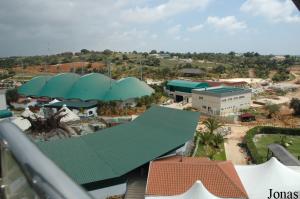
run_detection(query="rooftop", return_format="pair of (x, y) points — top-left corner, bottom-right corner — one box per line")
(37, 106), (200, 186)
(268, 144), (300, 166)
(192, 86), (251, 97)
(146, 156), (248, 198)
(44, 100), (98, 109)
(205, 87), (245, 94)
(167, 80), (210, 89)
(18, 73), (154, 101)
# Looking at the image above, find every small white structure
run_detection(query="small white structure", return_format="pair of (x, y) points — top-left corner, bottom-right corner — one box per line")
(12, 117), (31, 131)
(59, 105), (80, 123)
(192, 86), (252, 116)
(146, 181), (222, 199)
(236, 157), (300, 199)
(48, 99), (61, 105)
(21, 108), (37, 119)
(0, 89), (7, 110)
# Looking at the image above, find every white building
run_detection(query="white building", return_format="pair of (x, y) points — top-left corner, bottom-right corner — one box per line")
(0, 89), (7, 110)
(192, 86), (251, 116)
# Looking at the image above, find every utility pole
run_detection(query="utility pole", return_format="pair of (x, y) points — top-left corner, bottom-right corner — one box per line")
(140, 57), (143, 81)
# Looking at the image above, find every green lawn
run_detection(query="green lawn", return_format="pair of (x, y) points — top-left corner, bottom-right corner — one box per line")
(254, 134), (300, 161)
(195, 143), (226, 161)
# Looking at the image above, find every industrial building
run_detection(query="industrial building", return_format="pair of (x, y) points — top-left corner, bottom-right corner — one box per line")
(36, 106), (200, 199)
(165, 80), (210, 103)
(192, 86), (251, 116)
(18, 73), (154, 102)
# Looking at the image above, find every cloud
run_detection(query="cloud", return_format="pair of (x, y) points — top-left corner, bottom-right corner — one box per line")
(207, 16), (247, 33)
(167, 24), (182, 35)
(241, 0), (300, 23)
(121, 0), (212, 23)
(166, 24), (183, 40)
(187, 24), (204, 32)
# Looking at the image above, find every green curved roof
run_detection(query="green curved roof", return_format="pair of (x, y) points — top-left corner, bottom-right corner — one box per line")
(18, 75), (52, 96)
(104, 77), (154, 101)
(66, 73), (115, 101)
(18, 73), (154, 101)
(37, 73), (80, 98)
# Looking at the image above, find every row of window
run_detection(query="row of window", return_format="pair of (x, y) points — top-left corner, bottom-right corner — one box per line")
(221, 95), (245, 102)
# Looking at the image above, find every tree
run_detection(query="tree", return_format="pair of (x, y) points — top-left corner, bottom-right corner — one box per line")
(103, 49), (113, 55)
(203, 117), (223, 134)
(198, 131), (214, 145)
(212, 133), (224, 148)
(122, 54), (129, 61)
(265, 103), (280, 118)
(150, 50), (157, 54)
(80, 49), (89, 54)
(213, 65), (226, 74)
(6, 89), (19, 104)
(290, 98), (300, 115)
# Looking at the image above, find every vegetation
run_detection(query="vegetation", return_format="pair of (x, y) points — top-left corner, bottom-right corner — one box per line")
(264, 103), (280, 118)
(0, 50), (299, 80)
(195, 139), (226, 160)
(6, 88), (19, 105)
(255, 134), (300, 161)
(194, 117), (226, 160)
(290, 98), (300, 115)
(203, 117), (223, 134)
(244, 126), (300, 163)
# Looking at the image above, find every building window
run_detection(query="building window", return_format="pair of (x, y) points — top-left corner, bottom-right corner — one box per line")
(199, 96), (203, 100)
(202, 106), (207, 109)
(239, 96), (245, 98)
(222, 99), (226, 102)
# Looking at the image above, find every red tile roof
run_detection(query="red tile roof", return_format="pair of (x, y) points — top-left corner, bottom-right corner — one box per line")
(146, 156), (248, 198)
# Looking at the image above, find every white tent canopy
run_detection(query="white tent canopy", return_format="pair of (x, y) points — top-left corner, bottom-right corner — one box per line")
(146, 181), (223, 199)
(21, 107), (36, 119)
(12, 117), (31, 131)
(48, 99), (60, 104)
(235, 157), (300, 199)
(59, 105), (80, 123)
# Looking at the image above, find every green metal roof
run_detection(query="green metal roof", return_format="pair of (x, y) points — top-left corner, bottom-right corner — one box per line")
(103, 77), (155, 101)
(206, 87), (245, 94)
(45, 101), (98, 109)
(0, 109), (12, 118)
(167, 80), (210, 89)
(37, 73), (80, 98)
(18, 73), (154, 101)
(18, 75), (52, 96)
(66, 73), (115, 101)
(37, 106), (200, 185)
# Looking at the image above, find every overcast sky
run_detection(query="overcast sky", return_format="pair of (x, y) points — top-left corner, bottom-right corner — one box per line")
(0, 0), (299, 57)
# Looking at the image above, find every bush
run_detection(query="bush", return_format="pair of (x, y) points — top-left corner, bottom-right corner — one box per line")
(244, 126), (300, 163)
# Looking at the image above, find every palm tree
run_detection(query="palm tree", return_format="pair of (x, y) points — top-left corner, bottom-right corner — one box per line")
(203, 117), (223, 134)
(212, 133), (224, 148)
(198, 132), (214, 145)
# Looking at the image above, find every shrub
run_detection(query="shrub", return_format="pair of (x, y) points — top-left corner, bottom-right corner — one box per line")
(244, 126), (300, 163)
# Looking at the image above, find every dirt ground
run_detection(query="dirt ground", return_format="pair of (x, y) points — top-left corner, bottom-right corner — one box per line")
(14, 62), (105, 75)
(224, 125), (251, 165)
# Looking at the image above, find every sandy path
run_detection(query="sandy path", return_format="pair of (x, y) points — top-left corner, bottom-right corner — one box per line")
(224, 125), (250, 165)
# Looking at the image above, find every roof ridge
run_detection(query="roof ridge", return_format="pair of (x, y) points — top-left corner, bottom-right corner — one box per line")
(216, 162), (248, 198)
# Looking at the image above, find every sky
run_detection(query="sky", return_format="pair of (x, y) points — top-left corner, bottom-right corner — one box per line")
(0, 0), (299, 57)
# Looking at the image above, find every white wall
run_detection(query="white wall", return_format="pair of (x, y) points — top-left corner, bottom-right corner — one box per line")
(192, 92), (251, 116)
(89, 183), (127, 199)
(0, 90), (7, 110)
